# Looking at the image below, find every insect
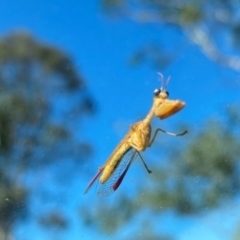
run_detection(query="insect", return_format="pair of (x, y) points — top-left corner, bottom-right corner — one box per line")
(84, 73), (187, 197)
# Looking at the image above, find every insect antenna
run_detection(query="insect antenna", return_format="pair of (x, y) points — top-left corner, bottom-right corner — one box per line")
(157, 72), (171, 91)
(157, 72), (165, 90)
(165, 75), (171, 89)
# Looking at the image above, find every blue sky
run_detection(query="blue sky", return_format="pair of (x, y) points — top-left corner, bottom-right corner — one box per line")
(1, 1), (240, 239)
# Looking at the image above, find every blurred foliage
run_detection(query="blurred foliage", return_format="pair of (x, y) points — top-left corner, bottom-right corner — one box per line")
(0, 176), (27, 232)
(128, 43), (173, 69)
(234, 222), (240, 240)
(0, 31), (95, 238)
(39, 211), (68, 229)
(81, 105), (240, 238)
(129, 222), (173, 240)
(101, 0), (240, 71)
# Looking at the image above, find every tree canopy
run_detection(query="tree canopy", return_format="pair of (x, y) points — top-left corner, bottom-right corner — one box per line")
(0, 31), (95, 239)
(101, 0), (240, 71)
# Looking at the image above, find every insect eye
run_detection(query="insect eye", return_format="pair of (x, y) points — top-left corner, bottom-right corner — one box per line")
(166, 91), (169, 97)
(154, 89), (160, 96)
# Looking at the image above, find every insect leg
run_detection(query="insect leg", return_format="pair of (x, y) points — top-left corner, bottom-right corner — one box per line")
(148, 128), (187, 147)
(137, 151), (152, 174)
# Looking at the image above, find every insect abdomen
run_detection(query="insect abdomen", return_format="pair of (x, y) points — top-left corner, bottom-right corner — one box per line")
(100, 143), (131, 183)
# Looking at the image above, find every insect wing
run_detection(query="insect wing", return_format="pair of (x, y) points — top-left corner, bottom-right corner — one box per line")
(84, 168), (103, 194)
(96, 149), (137, 197)
(112, 150), (137, 191)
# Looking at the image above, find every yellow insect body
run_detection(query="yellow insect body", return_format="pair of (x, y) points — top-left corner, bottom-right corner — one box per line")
(100, 121), (151, 183)
(99, 139), (131, 183)
(84, 73), (187, 196)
